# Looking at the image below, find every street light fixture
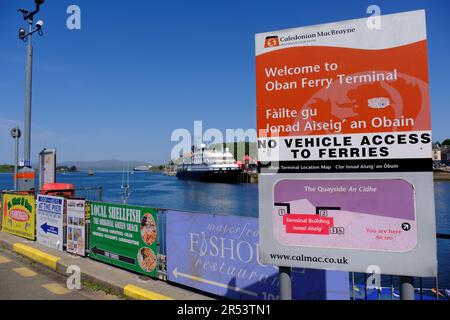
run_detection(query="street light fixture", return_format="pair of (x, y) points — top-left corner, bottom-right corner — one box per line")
(17, 14), (45, 40)
(17, 0), (46, 190)
(19, 27), (26, 39)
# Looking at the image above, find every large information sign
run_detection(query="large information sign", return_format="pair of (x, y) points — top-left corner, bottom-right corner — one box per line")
(36, 194), (65, 250)
(1, 193), (35, 240)
(88, 202), (158, 278)
(256, 10), (437, 277)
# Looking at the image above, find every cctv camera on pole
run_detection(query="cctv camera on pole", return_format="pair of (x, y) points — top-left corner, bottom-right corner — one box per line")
(17, 0), (46, 191)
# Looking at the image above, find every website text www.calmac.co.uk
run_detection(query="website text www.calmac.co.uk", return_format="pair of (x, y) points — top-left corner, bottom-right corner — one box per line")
(269, 253), (349, 265)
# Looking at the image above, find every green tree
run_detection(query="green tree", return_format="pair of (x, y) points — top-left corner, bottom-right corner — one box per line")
(442, 139), (450, 145)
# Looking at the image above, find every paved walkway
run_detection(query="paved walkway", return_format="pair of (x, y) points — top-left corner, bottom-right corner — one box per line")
(0, 248), (121, 300)
(0, 231), (211, 300)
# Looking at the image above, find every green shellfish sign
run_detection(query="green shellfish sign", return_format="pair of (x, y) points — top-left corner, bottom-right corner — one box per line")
(88, 201), (158, 278)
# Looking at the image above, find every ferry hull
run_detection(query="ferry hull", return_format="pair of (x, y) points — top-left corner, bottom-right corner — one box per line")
(176, 169), (242, 183)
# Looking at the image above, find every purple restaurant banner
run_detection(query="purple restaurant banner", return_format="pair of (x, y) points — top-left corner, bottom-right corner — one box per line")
(166, 210), (349, 300)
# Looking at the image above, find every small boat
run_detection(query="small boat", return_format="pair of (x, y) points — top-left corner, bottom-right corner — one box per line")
(88, 169), (94, 176)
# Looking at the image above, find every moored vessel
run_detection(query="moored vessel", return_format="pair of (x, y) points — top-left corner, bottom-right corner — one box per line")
(133, 165), (152, 172)
(176, 145), (241, 183)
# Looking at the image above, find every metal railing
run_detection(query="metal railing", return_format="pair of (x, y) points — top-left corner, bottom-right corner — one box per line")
(73, 187), (103, 202)
(155, 209), (449, 300)
(350, 233), (449, 300)
(0, 187), (102, 201)
(1, 190), (447, 300)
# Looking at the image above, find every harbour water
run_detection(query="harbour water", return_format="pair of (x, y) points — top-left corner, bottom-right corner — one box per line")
(0, 171), (448, 289)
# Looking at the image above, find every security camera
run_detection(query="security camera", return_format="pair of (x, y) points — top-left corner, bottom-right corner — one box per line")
(36, 20), (44, 29)
(19, 27), (26, 39)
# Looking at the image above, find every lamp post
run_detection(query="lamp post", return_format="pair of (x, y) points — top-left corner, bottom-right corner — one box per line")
(17, 0), (45, 191)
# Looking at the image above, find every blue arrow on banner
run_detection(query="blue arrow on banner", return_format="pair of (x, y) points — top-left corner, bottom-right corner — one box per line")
(40, 223), (58, 235)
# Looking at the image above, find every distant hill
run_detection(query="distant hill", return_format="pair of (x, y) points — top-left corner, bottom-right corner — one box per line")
(58, 160), (152, 171)
(0, 164), (14, 173)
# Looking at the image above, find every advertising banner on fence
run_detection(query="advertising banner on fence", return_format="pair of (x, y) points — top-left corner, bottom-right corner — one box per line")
(166, 210), (349, 300)
(66, 199), (86, 256)
(256, 10), (437, 277)
(36, 194), (64, 251)
(89, 202), (158, 278)
(1, 193), (35, 240)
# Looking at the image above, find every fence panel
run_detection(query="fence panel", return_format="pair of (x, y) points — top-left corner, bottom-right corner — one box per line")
(74, 187), (103, 202)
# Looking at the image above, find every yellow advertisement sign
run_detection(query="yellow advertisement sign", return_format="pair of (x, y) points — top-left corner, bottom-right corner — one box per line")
(2, 194), (36, 240)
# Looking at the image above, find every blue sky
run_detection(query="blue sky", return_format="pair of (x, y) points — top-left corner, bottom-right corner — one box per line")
(1, 0), (449, 164)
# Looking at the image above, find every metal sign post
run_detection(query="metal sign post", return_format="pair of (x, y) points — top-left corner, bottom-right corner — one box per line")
(279, 266), (292, 300)
(17, 0), (46, 191)
(400, 276), (415, 300)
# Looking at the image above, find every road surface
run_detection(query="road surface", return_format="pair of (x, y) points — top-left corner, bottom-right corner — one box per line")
(0, 248), (123, 300)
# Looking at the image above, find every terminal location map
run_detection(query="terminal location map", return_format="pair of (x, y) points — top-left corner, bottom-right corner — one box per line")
(273, 179), (416, 252)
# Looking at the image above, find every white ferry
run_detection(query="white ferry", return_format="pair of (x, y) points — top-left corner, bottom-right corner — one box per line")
(133, 165), (152, 172)
(177, 144), (242, 183)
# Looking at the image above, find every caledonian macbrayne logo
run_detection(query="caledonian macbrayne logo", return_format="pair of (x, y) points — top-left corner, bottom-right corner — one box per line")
(264, 35), (279, 48)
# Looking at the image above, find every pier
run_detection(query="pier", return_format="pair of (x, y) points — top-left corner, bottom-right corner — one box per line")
(238, 172), (258, 183)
